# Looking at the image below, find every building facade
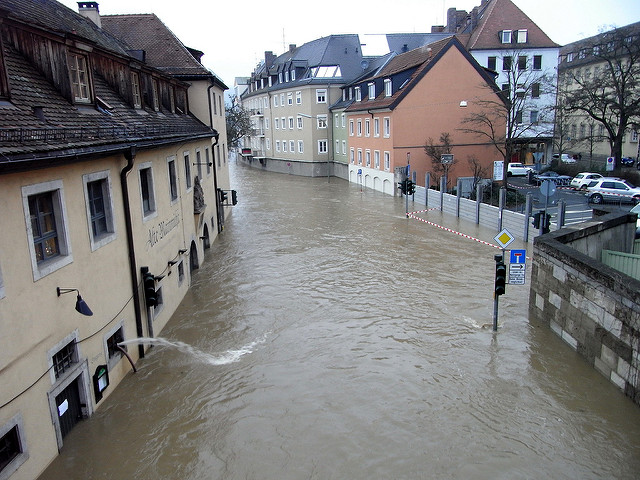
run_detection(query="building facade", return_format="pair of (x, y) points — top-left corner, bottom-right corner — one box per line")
(344, 37), (506, 195)
(0, 2), (229, 479)
(557, 22), (640, 165)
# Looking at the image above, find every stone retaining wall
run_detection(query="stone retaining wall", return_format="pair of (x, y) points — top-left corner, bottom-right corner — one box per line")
(528, 212), (640, 405)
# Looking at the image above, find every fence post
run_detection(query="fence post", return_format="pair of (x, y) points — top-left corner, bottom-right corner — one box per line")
(440, 176), (446, 211)
(476, 184), (482, 224)
(524, 193), (532, 242)
(557, 199), (566, 229)
(456, 178), (462, 218)
(425, 173), (430, 208)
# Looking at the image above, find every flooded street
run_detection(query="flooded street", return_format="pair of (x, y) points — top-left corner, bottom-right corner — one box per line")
(40, 164), (640, 480)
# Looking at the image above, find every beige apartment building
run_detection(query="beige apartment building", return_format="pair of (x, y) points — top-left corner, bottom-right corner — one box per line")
(0, 1), (229, 479)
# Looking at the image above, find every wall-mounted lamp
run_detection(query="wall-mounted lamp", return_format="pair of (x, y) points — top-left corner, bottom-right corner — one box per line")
(178, 249), (187, 255)
(168, 260), (178, 267)
(459, 100), (468, 107)
(57, 287), (93, 316)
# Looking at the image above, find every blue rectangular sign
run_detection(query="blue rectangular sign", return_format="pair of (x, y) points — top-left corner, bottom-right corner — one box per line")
(510, 249), (526, 264)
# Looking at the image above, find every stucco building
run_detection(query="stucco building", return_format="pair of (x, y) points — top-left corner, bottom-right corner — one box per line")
(0, 1), (229, 479)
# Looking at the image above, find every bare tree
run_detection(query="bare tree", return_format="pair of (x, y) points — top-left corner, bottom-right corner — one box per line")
(459, 48), (556, 181)
(563, 25), (640, 165)
(225, 95), (254, 149)
(467, 155), (489, 195)
(424, 132), (454, 190)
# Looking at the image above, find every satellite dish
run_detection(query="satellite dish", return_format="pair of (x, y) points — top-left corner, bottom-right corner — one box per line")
(360, 60), (369, 70)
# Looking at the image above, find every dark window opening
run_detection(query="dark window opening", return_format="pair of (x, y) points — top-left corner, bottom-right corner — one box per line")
(0, 426), (21, 473)
(53, 340), (77, 379)
(29, 192), (59, 263)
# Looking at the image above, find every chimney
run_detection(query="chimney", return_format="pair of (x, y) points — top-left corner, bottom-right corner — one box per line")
(289, 44), (296, 53)
(77, 2), (101, 28)
(431, 25), (445, 33)
(264, 51), (276, 68)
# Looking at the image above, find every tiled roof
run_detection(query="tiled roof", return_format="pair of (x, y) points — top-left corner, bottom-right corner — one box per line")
(101, 14), (213, 79)
(0, 41), (212, 170)
(465, 0), (558, 50)
(0, 0), (131, 57)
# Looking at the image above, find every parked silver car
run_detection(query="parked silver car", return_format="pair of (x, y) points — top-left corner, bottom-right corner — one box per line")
(586, 178), (640, 204)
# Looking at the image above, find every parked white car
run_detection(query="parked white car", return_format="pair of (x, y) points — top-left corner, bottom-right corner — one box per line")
(553, 153), (577, 164)
(570, 172), (603, 190)
(586, 178), (640, 204)
(507, 162), (533, 176)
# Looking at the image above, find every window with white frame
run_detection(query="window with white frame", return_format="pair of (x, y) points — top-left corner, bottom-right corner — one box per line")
(357, 149), (362, 165)
(368, 82), (375, 100)
(275, 140), (280, 152)
(296, 91), (302, 104)
(366, 150), (371, 166)
(131, 72), (142, 108)
(374, 150), (380, 168)
(205, 148), (211, 176)
(68, 52), (91, 103)
(282, 141), (287, 153)
(288, 117), (294, 129)
(374, 117), (380, 137)
(334, 114), (339, 127)
(632, 130), (638, 143)
(266, 138), (271, 150)
(285, 70), (289, 82)
(83, 170), (116, 251)
(383, 117), (390, 137)
(138, 163), (157, 221)
(355, 87), (361, 101)
(342, 140), (346, 155)
(384, 151), (390, 170)
(384, 78), (392, 97)
(184, 152), (192, 190)
(517, 29), (528, 43)
(281, 117), (286, 129)
(0, 414), (28, 478)
(274, 95), (279, 107)
(365, 118), (370, 137)
(316, 89), (327, 103)
(297, 116), (303, 129)
(317, 115), (327, 129)
(290, 140), (295, 152)
(349, 119), (354, 136)
(280, 94), (284, 105)
(287, 92), (293, 105)
(275, 118), (280, 129)
(500, 30), (512, 43)
(350, 148), (355, 164)
(336, 139), (340, 155)
(298, 140), (304, 153)
(318, 139), (328, 154)
(167, 157), (178, 202)
(278, 72), (283, 83)
(291, 69), (296, 81)
(264, 96), (268, 109)
(195, 149), (203, 181)
(357, 119), (362, 136)
(22, 180), (73, 280)
(265, 117), (270, 129)
(341, 113), (346, 128)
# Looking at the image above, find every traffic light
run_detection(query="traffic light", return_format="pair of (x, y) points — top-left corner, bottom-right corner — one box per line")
(141, 267), (157, 307)
(406, 180), (416, 195)
(218, 188), (228, 205)
(231, 190), (238, 206)
(494, 261), (506, 296)
(543, 213), (551, 234)
(532, 212), (541, 229)
(398, 179), (407, 195)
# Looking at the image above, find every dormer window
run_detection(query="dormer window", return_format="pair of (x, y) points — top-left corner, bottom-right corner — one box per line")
(355, 86), (361, 102)
(291, 69), (296, 81)
(384, 78), (392, 97)
(517, 29), (528, 43)
(68, 53), (91, 103)
(278, 72), (283, 83)
(368, 82), (375, 100)
(285, 70), (289, 82)
(500, 30), (512, 44)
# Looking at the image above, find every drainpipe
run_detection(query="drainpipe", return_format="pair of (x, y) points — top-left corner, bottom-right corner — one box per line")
(207, 80), (223, 234)
(120, 145), (145, 359)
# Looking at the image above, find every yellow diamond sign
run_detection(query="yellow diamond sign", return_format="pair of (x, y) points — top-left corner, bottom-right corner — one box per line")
(494, 229), (515, 249)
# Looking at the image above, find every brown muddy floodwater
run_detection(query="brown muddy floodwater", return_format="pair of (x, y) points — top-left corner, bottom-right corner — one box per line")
(40, 163), (640, 480)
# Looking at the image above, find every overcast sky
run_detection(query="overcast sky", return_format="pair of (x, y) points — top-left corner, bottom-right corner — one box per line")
(57, 0), (639, 89)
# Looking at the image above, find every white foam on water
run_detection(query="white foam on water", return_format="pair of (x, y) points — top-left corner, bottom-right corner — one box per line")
(118, 334), (268, 366)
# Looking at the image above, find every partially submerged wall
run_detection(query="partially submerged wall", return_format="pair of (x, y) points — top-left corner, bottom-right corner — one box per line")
(529, 212), (640, 405)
